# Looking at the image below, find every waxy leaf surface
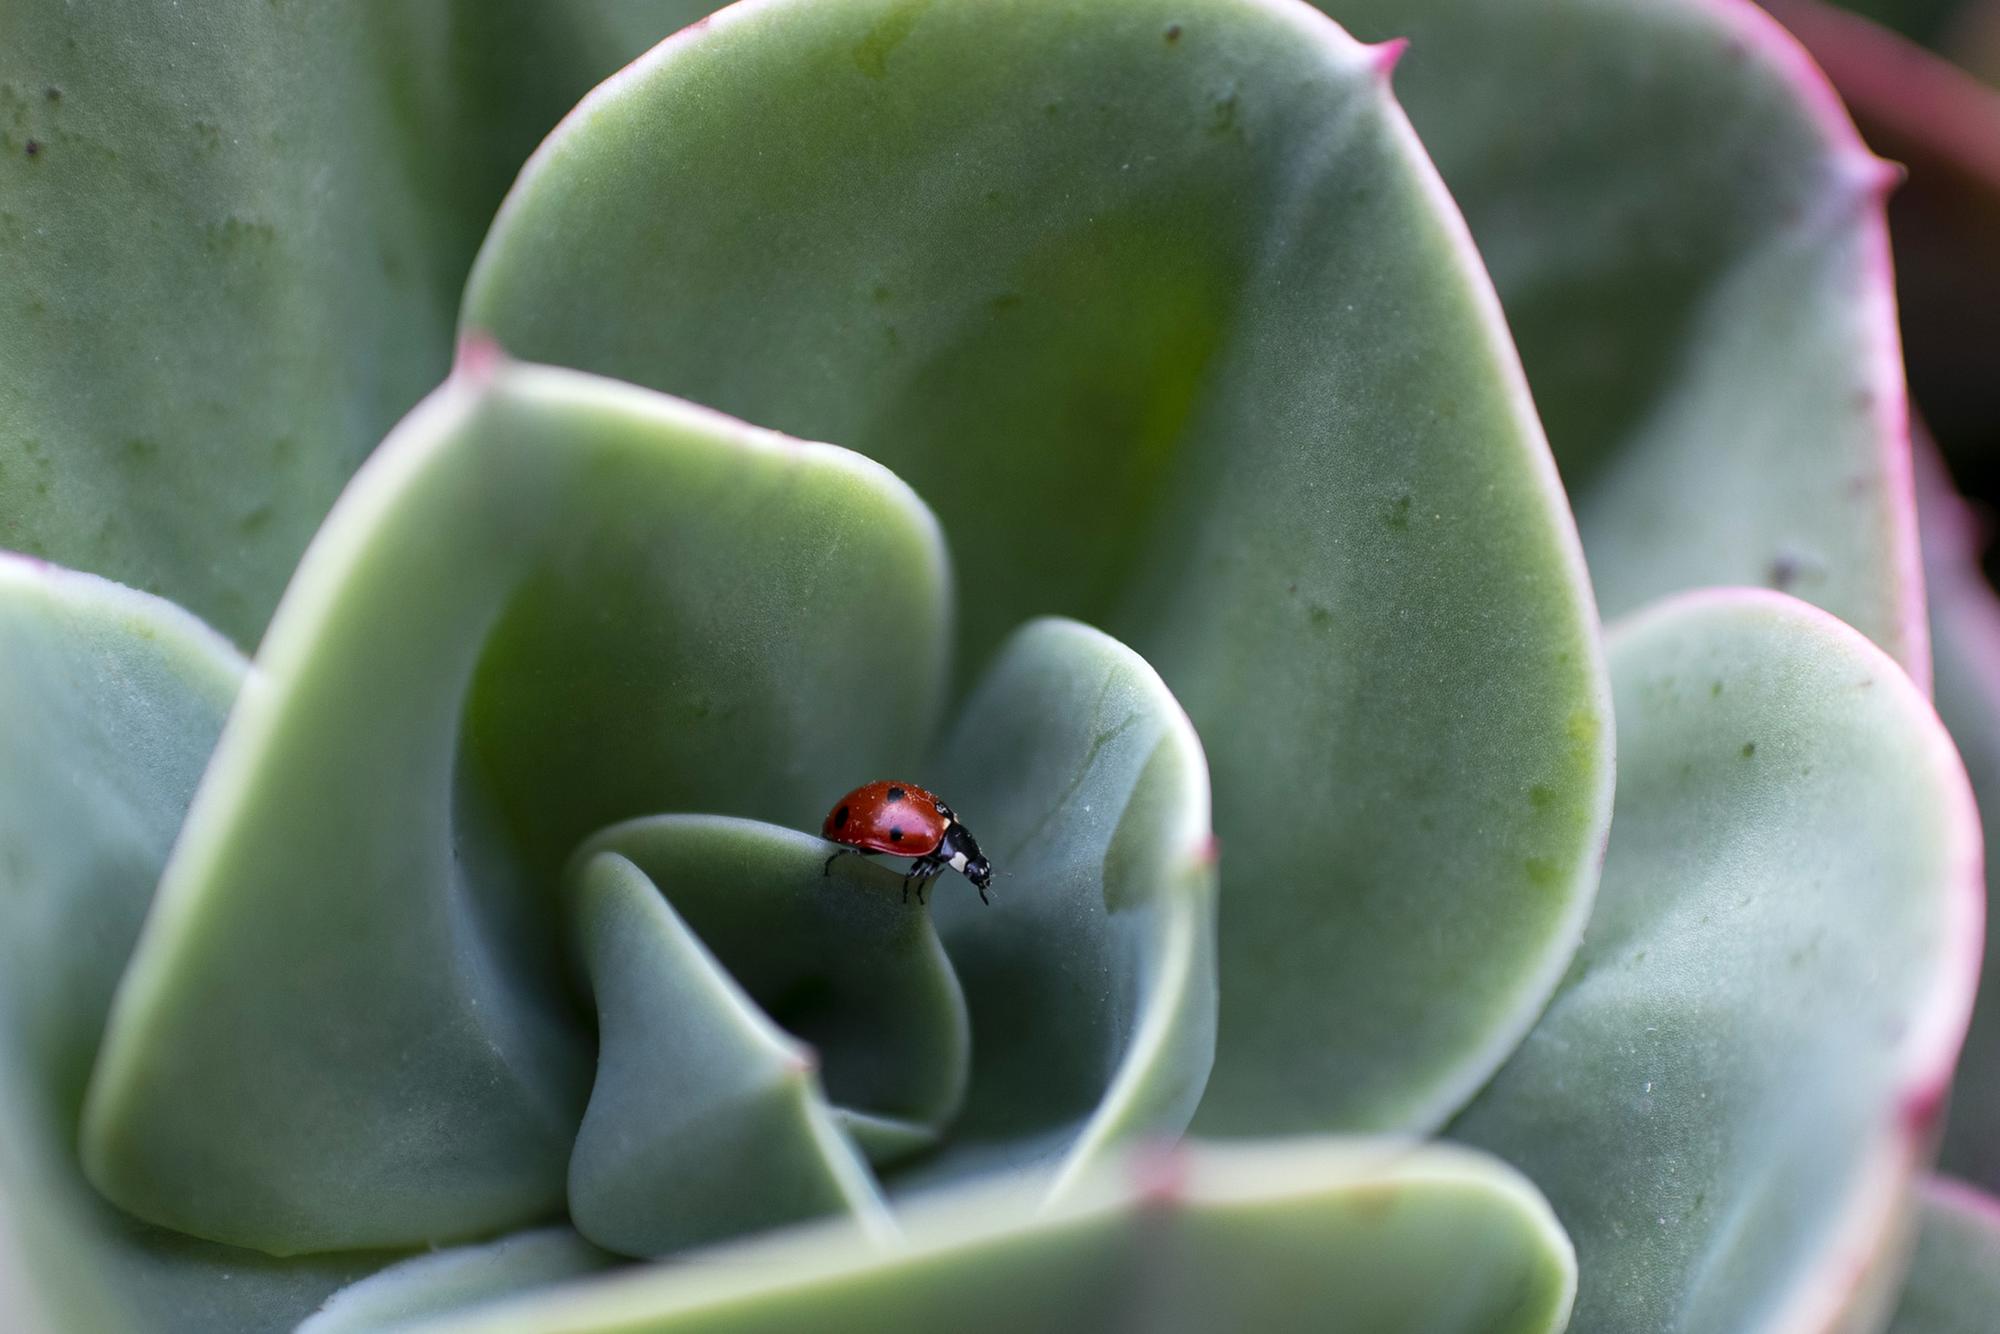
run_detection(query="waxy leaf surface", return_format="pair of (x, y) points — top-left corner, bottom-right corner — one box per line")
(1454, 591), (1981, 1332)
(0, 0), (709, 645)
(1328, 0), (1922, 675)
(1885, 1179), (2000, 1334)
(905, 617), (1216, 1195)
(1919, 446), (2000, 1190)
(300, 1229), (617, 1334)
(395, 1141), (1576, 1334)
(564, 848), (898, 1258)
(465, 0), (1612, 1139)
(0, 558), (389, 1330)
(81, 358), (951, 1255)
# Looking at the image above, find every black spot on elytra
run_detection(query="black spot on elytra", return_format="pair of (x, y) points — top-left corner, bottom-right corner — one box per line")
(834, 806), (850, 829)
(889, 827), (904, 843)
(885, 786), (905, 803)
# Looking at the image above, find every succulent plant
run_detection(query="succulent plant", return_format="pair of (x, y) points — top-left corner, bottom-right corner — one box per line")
(3, 0), (1998, 1331)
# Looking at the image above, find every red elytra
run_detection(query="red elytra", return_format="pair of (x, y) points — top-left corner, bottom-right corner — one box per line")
(821, 780), (993, 905)
(822, 780), (951, 856)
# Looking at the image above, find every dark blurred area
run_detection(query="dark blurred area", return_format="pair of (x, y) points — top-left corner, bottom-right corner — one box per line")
(1764, 0), (2000, 584)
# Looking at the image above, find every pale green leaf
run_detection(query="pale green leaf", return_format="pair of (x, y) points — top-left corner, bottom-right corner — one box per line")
(1885, 1178), (2000, 1334)
(0, 557), (391, 1330)
(397, 1140), (1575, 1334)
(463, 0), (1611, 1139)
(1454, 591), (1980, 1332)
(1328, 0), (1922, 674)
(564, 851), (895, 1259)
(903, 617), (1216, 1196)
(80, 356), (951, 1255)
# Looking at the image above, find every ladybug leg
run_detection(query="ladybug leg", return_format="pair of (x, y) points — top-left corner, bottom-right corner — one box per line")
(905, 855), (944, 905)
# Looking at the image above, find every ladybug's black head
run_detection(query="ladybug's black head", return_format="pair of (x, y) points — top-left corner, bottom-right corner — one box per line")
(942, 822), (993, 904)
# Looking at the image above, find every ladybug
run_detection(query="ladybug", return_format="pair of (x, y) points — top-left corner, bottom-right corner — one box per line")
(821, 781), (993, 905)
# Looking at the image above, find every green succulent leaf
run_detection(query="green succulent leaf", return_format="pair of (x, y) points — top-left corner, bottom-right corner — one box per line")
(573, 817), (970, 1171)
(564, 848), (897, 1259)
(299, 1229), (618, 1334)
(1453, 590), (1981, 1332)
(79, 354), (953, 1256)
(1885, 1178), (2000, 1334)
(0, 557), (390, 1331)
(1919, 446), (2000, 1190)
(380, 1140), (1576, 1334)
(0, 0), (710, 647)
(905, 617), (1216, 1196)
(463, 0), (1612, 1138)
(1325, 0), (1922, 676)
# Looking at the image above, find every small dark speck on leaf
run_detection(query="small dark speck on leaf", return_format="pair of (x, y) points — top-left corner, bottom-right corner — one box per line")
(1165, 23), (1182, 43)
(1740, 742), (1756, 758)
(44, 87), (61, 103)
(23, 139), (40, 159)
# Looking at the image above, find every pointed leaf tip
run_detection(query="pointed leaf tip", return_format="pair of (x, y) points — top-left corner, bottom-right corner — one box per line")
(1852, 153), (1907, 199)
(1369, 36), (1410, 79)
(1129, 1139), (1192, 1208)
(454, 332), (507, 385)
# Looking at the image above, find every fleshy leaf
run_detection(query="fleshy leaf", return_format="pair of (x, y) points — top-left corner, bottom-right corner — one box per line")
(900, 617), (1215, 1195)
(564, 850), (895, 1259)
(1885, 1178), (2000, 1334)
(0, 0), (711, 646)
(300, 1229), (618, 1334)
(388, 1140), (1575, 1334)
(80, 355), (952, 1255)
(1453, 590), (1981, 1332)
(1326, 0), (1923, 676)
(0, 556), (390, 1330)
(1918, 444), (2000, 1190)
(576, 816), (970, 1170)
(465, 0), (1611, 1137)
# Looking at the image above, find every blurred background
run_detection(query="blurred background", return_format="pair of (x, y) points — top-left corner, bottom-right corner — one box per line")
(1764, 0), (2000, 578)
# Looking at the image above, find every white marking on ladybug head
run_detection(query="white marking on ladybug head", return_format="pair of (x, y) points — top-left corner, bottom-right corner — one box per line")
(948, 851), (969, 873)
